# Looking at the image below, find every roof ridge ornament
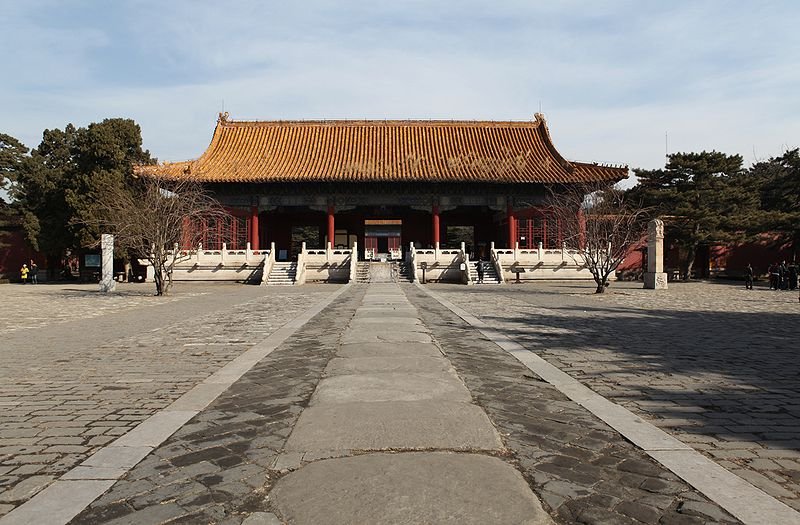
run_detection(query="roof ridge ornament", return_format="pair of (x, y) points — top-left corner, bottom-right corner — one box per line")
(218, 111), (230, 124)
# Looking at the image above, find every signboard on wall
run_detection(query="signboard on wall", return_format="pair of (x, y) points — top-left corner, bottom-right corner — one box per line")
(84, 254), (101, 268)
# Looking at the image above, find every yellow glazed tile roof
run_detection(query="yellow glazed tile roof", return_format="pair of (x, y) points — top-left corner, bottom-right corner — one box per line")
(136, 113), (627, 184)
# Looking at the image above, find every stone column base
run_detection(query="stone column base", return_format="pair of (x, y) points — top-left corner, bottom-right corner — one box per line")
(644, 272), (668, 290)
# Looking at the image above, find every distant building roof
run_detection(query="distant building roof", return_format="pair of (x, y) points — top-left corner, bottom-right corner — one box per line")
(136, 113), (627, 184)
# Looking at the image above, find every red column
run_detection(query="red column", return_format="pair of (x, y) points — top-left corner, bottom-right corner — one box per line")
(327, 204), (335, 248)
(507, 202), (516, 248)
(250, 207), (260, 251)
(432, 203), (440, 246)
(181, 217), (191, 249)
(578, 209), (586, 250)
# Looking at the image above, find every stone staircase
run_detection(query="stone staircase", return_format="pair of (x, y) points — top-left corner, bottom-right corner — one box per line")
(265, 261), (297, 285)
(470, 260), (501, 285)
(396, 261), (414, 282)
(355, 262), (370, 283)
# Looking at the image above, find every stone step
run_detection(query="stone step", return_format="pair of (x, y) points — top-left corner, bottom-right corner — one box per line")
(470, 261), (501, 284)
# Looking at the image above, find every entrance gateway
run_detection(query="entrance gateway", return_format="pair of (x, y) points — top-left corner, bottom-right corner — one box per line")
(364, 220), (402, 260)
(135, 113), (627, 282)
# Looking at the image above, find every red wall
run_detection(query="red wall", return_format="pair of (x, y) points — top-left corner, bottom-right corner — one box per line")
(0, 229), (45, 281)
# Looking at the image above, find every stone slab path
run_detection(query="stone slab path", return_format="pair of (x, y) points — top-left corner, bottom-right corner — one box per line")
(272, 283), (550, 524)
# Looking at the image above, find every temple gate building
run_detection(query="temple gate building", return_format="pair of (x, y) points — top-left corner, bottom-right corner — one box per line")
(137, 113), (626, 284)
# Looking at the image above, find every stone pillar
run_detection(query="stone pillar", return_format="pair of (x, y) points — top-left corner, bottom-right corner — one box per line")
(327, 204), (335, 248)
(644, 219), (668, 290)
(99, 233), (116, 293)
(432, 203), (440, 246)
(250, 207), (260, 251)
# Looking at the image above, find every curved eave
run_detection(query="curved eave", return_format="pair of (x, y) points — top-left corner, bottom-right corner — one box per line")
(135, 115), (628, 185)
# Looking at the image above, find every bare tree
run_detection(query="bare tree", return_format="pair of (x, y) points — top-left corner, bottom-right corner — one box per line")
(94, 175), (230, 296)
(546, 183), (649, 294)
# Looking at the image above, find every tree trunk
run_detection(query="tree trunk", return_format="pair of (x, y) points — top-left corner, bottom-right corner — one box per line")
(164, 270), (173, 296)
(153, 268), (163, 296)
(682, 245), (696, 280)
(123, 258), (131, 282)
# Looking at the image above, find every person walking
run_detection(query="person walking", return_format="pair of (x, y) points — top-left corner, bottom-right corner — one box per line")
(779, 261), (789, 290)
(476, 259), (485, 284)
(788, 263), (798, 291)
(745, 263), (754, 290)
(769, 263), (779, 290)
(30, 260), (39, 284)
(20, 263), (29, 284)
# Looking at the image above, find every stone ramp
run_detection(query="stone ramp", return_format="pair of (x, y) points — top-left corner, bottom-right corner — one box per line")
(271, 283), (552, 524)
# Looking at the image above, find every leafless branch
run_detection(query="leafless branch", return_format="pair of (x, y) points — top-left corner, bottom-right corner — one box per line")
(546, 182), (649, 293)
(92, 176), (230, 295)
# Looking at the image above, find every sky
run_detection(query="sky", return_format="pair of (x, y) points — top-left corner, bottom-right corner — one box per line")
(2, 0), (799, 187)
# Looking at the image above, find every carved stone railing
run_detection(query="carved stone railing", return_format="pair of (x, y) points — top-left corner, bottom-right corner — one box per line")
(411, 243), (463, 283)
(491, 241), (588, 281)
(460, 242), (472, 285)
(295, 242), (307, 285)
(489, 242), (505, 284)
(301, 242), (353, 283)
(261, 242), (276, 285)
(164, 242), (268, 282)
(349, 241), (358, 283)
(408, 243), (418, 283)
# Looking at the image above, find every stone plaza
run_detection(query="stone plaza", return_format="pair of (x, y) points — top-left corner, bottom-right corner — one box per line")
(1, 280), (799, 524)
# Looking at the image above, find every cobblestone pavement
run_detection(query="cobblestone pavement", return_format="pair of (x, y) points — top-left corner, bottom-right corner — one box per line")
(71, 286), (365, 524)
(0, 283), (196, 335)
(433, 280), (800, 512)
(71, 283), (735, 524)
(406, 285), (737, 524)
(0, 282), (339, 518)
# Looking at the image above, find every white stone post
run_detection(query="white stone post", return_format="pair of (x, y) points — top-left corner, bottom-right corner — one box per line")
(644, 219), (668, 289)
(99, 234), (116, 293)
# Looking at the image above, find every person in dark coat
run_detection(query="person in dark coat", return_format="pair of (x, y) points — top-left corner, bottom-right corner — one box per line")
(769, 263), (779, 290)
(788, 263), (798, 291)
(745, 263), (754, 290)
(30, 260), (39, 284)
(476, 259), (485, 283)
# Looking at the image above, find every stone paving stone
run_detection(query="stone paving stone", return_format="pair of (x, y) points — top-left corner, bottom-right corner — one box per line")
(405, 284), (739, 525)
(69, 286), (365, 524)
(270, 452), (552, 525)
(434, 281), (800, 508)
(0, 282), (336, 517)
